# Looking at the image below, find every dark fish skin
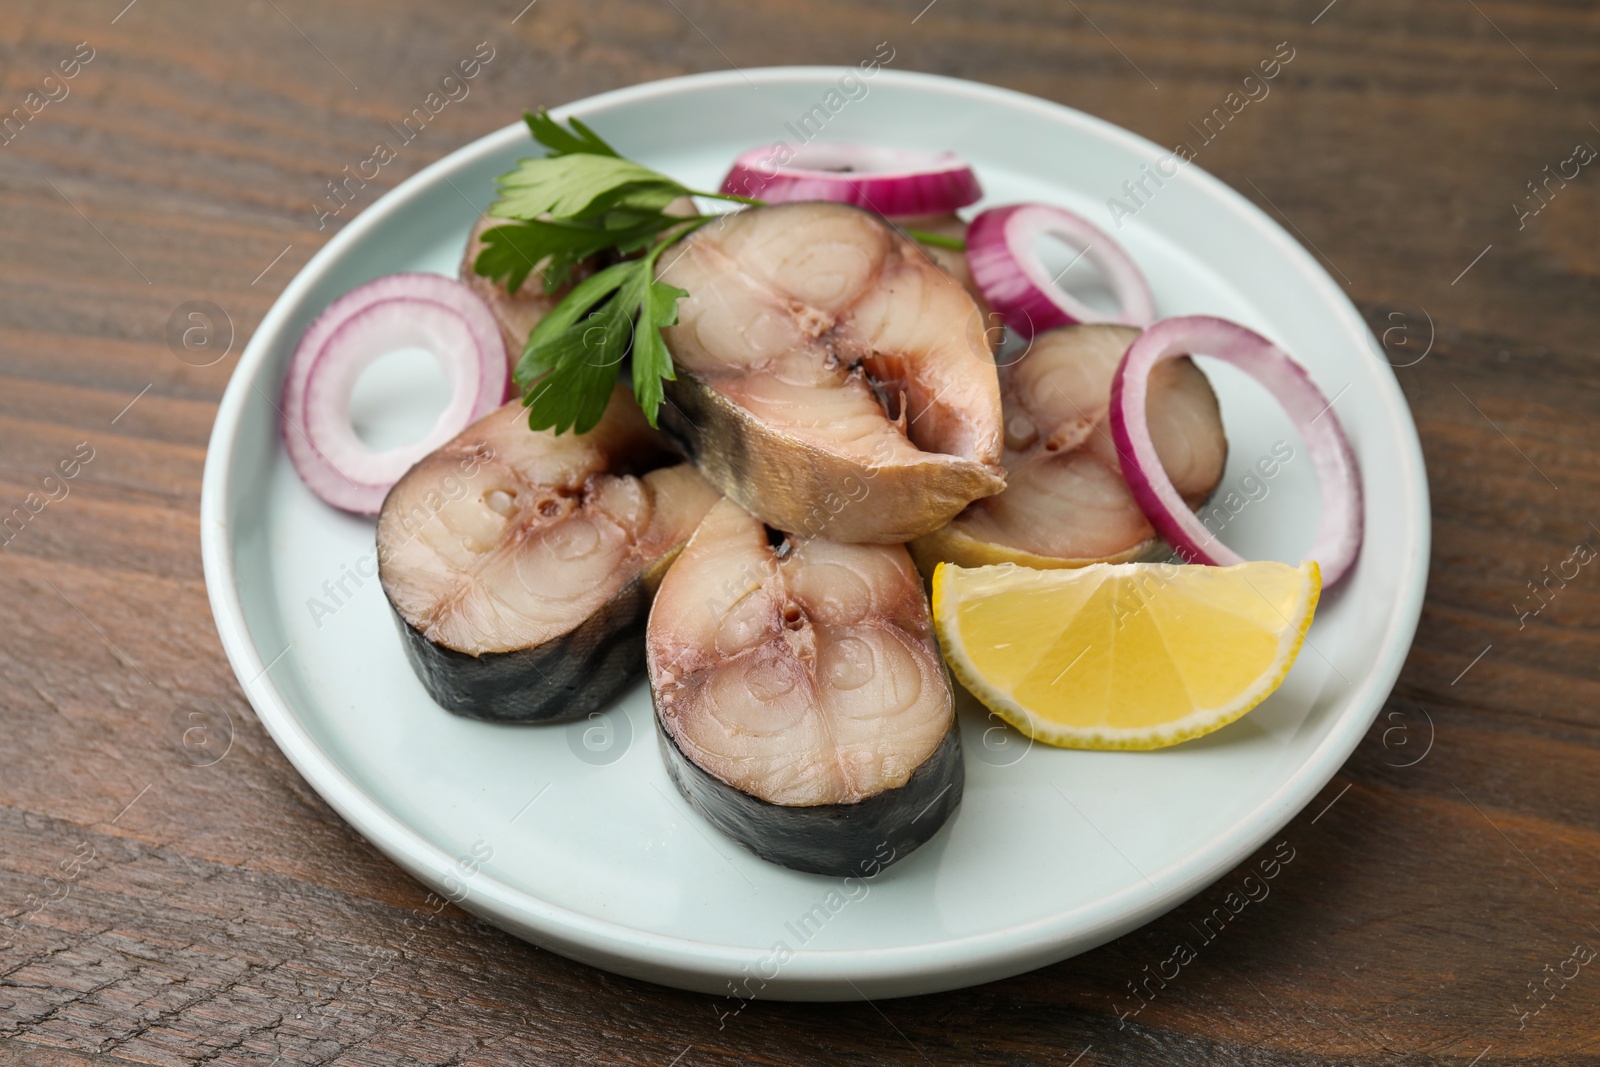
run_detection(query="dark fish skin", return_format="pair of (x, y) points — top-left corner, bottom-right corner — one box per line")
(655, 710), (964, 876)
(393, 557), (671, 724)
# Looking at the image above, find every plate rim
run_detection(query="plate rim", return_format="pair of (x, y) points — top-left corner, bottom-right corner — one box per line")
(200, 65), (1431, 998)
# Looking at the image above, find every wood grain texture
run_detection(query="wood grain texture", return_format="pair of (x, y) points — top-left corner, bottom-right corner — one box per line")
(2, 0), (1598, 1063)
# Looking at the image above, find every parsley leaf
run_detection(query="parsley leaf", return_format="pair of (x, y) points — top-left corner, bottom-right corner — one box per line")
(489, 153), (691, 224)
(477, 112), (795, 434)
(475, 216), (678, 294)
(628, 253), (687, 423)
(524, 110), (621, 159)
(515, 262), (637, 435)
(512, 244), (699, 434)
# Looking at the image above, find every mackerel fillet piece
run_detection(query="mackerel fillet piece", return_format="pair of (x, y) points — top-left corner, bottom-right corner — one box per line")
(379, 386), (719, 723)
(655, 202), (1005, 544)
(912, 324), (1226, 573)
(647, 498), (963, 875)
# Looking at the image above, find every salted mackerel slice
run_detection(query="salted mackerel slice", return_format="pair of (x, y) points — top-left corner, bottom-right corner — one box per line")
(378, 385), (719, 723)
(647, 498), (962, 875)
(655, 202), (1005, 544)
(912, 324), (1226, 574)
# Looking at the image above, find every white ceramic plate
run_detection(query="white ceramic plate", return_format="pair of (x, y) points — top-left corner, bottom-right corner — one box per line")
(201, 68), (1429, 1000)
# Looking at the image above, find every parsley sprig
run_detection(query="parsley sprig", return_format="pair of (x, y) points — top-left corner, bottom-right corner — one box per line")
(474, 110), (966, 435)
(474, 111), (755, 434)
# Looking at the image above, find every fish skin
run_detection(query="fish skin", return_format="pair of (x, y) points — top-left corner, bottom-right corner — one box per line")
(911, 324), (1227, 574)
(379, 386), (719, 722)
(391, 568), (654, 723)
(656, 202), (1005, 544)
(647, 498), (956, 808)
(655, 713), (963, 876)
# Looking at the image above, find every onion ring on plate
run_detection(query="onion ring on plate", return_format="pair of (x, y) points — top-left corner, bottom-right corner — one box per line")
(1109, 315), (1364, 586)
(720, 142), (982, 216)
(280, 273), (509, 514)
(967, 204), (1155, 338)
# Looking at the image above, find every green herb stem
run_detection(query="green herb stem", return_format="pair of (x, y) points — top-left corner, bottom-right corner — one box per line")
(693, 190), (765, 208)
(904, 228), (967, 251)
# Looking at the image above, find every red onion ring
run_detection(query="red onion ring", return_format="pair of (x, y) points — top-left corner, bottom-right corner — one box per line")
(720, 142), (982, 216)
(966, 204), (1155, 338)
(1109, 316), (1364, 587)
(280, 273), (509, 514)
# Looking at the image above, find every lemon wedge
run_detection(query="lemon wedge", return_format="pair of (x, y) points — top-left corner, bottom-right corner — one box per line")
(931, 560), (1321, 750)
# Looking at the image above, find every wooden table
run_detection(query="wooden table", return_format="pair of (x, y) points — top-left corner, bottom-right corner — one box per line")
(2, 0), (1596, 1063)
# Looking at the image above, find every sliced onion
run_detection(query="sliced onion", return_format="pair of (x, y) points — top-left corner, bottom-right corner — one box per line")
(967, 204), (1155, 339)
(1109, 316), (1364, 586)
(720, 142), (982, 216)
(280, 273), (509, 514)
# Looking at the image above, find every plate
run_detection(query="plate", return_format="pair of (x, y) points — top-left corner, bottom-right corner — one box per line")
(200, 67), (1429, 1000)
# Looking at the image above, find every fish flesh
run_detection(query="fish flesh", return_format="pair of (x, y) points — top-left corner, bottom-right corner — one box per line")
(890, 212), (992, 323)
(655, 202), (1006, 544)
(911, 324), (1226, 572)
(379, 385), (719, 723)
(891, 211), (1008, 358)
(647, 498), (962, 875)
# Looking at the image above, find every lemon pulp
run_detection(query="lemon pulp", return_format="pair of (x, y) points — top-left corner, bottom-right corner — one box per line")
(931, 560), (1321, 750)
